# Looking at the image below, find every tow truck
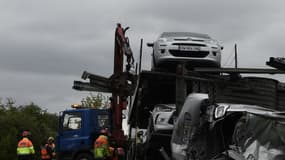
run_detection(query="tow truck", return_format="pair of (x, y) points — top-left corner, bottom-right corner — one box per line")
(56, 23), (137, 160)
(56, 23), (285, 160)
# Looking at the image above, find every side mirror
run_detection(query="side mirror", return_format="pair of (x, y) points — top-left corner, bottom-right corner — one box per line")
(147, 42), (154, 47)
(221, 46), (224, 50)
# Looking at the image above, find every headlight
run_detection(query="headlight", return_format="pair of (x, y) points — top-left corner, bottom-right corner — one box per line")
(214, 105), (229, 119)
(158, 38), (167, 42)
(206, 39), (218, 45)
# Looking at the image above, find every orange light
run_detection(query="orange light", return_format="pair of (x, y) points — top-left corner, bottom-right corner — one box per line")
(71, 104), (82, 108)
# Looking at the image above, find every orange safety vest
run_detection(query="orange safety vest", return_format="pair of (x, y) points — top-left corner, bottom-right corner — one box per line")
(41, 143), (56, 159)
(94, 135), (111, 159)
(41, 146), (51, 159)
(17, 137), (35, 155)
(94, 135), (109, 147)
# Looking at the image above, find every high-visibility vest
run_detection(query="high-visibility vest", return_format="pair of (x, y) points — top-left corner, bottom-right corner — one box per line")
(41, 143), (56, 159)
(17, 137), (35, 155)
(41, 146), (51, 159)
(95, 135), (108, 147)
(94, 135), (110, 159)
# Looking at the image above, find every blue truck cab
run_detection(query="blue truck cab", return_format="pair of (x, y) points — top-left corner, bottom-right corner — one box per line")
(56, 107), (111, 160)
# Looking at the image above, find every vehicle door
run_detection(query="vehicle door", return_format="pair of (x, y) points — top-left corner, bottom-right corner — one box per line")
(58, 111), (83, 152)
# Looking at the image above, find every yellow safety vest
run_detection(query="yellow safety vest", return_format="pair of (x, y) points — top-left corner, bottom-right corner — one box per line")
(94, 135), (111, 159)
(17, 137), (35, 155)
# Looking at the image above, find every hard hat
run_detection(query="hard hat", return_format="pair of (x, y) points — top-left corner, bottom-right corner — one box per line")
(48, 136), (54, 142)
(22, 131), (30, 137)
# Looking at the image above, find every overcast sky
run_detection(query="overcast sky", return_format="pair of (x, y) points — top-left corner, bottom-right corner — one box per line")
(1, 0), (285, 113)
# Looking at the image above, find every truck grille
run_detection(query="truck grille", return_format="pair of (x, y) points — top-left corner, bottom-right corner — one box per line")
(169, 50), (209, 58)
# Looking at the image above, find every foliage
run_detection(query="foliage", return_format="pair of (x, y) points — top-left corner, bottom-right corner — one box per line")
(0, 99), (58, 160)
(81, 92), (110, 109)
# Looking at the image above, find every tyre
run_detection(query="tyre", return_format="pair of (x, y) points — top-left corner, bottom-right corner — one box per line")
(75, 153), (93, 160)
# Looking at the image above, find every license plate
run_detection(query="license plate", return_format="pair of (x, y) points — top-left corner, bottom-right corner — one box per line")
(179, 45), (200, 51)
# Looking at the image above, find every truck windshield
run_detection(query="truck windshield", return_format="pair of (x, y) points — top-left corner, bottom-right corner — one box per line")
(63, 112), (82, 130)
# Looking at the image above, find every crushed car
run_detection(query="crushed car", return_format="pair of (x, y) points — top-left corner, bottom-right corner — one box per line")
(171, 93), (285, 160)
(207, 104), (285, 160)
(144, 104), (176, 160)
(171, 93), (209, 160)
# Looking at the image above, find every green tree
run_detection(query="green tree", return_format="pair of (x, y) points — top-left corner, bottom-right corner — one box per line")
(0, 100), (58, 160)
(81, 92), (110, 109)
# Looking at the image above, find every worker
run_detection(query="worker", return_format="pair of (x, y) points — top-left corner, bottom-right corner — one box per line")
(47, 136), (56, 160)
(94, 128), (111, 160)
(41, 137), (56, 160)
(109, 147), (125, 160)
(17, 131), (35, 160)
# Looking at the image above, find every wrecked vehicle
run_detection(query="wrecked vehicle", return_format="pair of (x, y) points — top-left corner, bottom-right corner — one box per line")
(150, 104), (176, 133)
(171, 93), (209, 160)
(207, 104), (285, 160)
(171, 93), (285, 160)
(144, 104), (176, 160)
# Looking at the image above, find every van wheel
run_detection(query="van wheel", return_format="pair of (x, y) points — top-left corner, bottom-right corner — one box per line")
(75, 153), (93, 160)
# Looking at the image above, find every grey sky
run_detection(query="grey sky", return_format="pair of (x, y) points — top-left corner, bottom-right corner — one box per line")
(1, 0), (285, 113)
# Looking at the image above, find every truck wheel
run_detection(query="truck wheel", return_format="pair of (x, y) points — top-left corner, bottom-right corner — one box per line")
(75, 153), (93, 160)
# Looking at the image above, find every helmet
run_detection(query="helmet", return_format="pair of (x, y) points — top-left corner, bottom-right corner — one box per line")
(48, 136), (54, 142)
(22, 131), (30, 137)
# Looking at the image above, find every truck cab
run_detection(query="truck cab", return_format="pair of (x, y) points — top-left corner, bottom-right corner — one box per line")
(56, 106), (111, 160)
